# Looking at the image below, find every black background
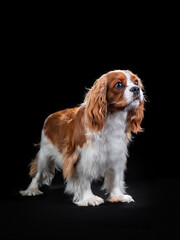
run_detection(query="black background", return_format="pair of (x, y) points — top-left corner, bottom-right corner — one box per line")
(1, 4), (179, 240)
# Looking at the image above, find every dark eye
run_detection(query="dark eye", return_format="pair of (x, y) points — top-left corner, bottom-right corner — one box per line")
(134, 80), (138, 85)
(114, 82), (124, 89)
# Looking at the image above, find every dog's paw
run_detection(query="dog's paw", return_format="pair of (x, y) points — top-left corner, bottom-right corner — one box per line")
(108, 194), (134, 203)
(120, 195), (135, 203)
(76, 195), (104, 207)
(19, 188), (43, 196)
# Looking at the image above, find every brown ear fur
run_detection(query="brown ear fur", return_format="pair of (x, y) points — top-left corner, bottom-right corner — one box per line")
(126, 100), (144, 138)
(85, 75), (107, 132)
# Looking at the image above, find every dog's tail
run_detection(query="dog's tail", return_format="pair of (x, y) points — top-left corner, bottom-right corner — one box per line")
(29, 143), (40, 178)
(29, 154), (38, 178)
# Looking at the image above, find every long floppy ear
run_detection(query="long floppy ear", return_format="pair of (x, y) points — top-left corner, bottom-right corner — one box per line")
(126, 100), (145, 138)
(85, 74), (107, 132)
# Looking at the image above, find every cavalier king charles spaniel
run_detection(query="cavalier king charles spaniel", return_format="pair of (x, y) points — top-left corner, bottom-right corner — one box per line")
(20, 70), (144, 206)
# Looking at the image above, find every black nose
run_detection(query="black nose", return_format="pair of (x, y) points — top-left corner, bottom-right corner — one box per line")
(130, 86), (140, 95)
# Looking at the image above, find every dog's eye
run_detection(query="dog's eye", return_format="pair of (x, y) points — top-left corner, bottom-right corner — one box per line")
(115, 82), (124, 89)
(134, 80), (138, 85)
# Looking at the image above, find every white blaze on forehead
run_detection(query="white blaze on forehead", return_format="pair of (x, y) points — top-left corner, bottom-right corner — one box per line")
(121, 71), (134, 86)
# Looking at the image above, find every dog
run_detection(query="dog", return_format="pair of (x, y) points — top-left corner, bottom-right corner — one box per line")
(20, 70), (144, 206)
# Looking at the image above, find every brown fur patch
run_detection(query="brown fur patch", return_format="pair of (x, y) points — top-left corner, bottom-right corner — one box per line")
(43, 106), (86, 178)
(85, 75), (107, 132)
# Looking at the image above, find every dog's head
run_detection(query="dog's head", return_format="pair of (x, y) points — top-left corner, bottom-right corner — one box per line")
(85, 70), (145, 134)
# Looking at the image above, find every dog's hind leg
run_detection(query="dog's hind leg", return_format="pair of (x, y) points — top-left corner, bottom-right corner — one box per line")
(20, 147), (54, 196)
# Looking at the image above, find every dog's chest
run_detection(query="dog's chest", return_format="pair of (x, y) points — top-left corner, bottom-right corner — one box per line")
(96, 112), (128, 160)
(78, 112), (128, 177)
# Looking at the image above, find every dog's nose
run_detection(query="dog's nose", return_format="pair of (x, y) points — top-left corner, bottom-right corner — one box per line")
(130, 86), (140, 95)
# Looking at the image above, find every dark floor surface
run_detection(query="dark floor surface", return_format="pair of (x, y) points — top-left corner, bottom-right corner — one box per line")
(0, 178), (179, 240)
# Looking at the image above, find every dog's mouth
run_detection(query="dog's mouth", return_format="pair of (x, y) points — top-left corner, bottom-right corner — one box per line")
(132, 95), (140, 102)
(125, 96), (142, 110)
(126, 95), (140, 107)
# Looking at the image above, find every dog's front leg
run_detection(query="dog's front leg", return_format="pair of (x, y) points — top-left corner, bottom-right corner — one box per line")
(65, 176), (104, 207)
(104, 161), (134, 203)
